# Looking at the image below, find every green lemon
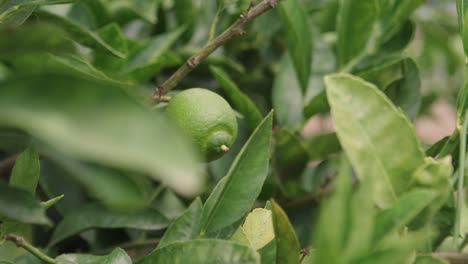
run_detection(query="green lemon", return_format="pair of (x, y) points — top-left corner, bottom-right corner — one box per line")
(166, 88), (238, 162)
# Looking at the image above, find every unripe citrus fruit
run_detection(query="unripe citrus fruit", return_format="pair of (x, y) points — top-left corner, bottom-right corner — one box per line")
(166, 88), (238, 162)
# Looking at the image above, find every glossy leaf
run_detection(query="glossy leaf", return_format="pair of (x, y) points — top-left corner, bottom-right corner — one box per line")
(158, 198), (203, 248)
(140, 239), (260, 264)
(210, 66), (263, 132)
(9, 146), (39, 193)
(0, 72), (203, 197)
(50, 203), (168, 245)
(271, 200), (300, 264)
(278, 0), (312, 92)
(336, 0), (377, 67)
(325, 74), (425, 207)
(199, 111), (273, 235)
(0, 184), (49, 225)
(56, 248), (131, 264)
(272, 54), (303, 130)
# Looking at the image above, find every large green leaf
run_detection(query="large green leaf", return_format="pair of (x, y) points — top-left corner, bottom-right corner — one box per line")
(199, 111), (273, 236)
(278, 0), (312, 92)
(0, 72), (203, 197)
(325, 74), (425, 207)
(0, 0), (76, 26)
(139, 239), (260, 264)
(210, 66), (263, 132)
(158, 198), (203, 248)
(272, 54), (303, 130)
(0, 184), (49, 225)
(271, 200), (300, 264)
(336, 0), (377, 68)
(50, 203), (168, 245)
(56, 248), (131, 264)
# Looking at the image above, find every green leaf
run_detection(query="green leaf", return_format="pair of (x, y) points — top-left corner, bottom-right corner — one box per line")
(385, 58), (422, 120)
(158, 198), (203, 248)
(382, 0), (426, 40)
(139, 239), (260, 264)
(50, 203), (168, 245)
(36, 9), (126, 58)
(278, 0), (312, 92)
(56, 248), (131, 264)
(199, 111), (273, 236)
(0, 184), (49, 225)
(0, 72), (203, 197)
(272, 54), (303, 130)
(241, 208), (275, 250)
(336, 0), (377, 67)
(373, 190), (438, 244)
(121, 29), (184, 80)
(356, 56), (405, 91)
(9, 147), (39, 194)
(210, 66), (263, 132)
(325, 73), (425, 207)
(270, 200), (300, 264)
(0, 0), (76, 26)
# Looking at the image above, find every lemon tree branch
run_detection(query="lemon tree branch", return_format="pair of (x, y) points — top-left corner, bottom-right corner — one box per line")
(151, 0), (280, 102)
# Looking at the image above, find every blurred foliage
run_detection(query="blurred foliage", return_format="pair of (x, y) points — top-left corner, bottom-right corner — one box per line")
(0, 0), (467, 263)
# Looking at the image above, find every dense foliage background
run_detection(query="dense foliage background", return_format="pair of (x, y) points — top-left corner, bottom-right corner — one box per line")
(0, 0), (468, 263)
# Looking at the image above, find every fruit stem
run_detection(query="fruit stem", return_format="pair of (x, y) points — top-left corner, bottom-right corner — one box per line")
(220, 145), (230, 153)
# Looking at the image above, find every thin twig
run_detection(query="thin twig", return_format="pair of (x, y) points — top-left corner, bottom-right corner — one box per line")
(151, 0), (280, 102)
(3, 234), (57, 264)
(454, 110), (468, 247)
